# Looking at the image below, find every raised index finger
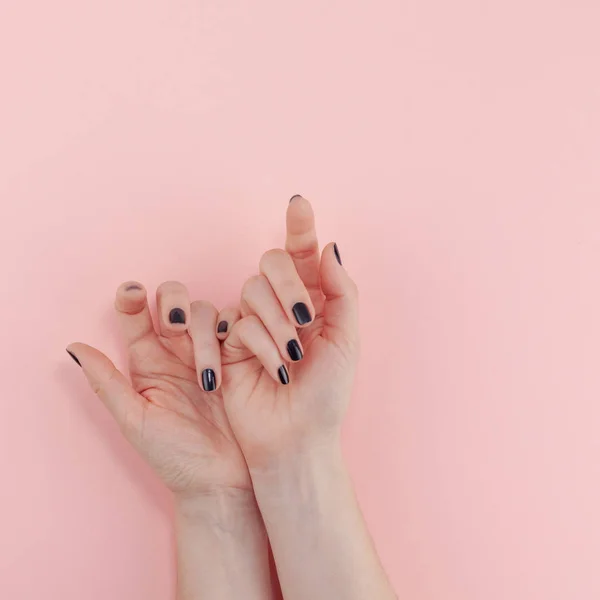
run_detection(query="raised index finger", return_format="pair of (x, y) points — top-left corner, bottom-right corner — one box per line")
(285, 195), (324, 313)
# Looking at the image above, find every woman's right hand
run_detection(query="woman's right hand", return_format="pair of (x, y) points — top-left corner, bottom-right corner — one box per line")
(219, 196), (395, 600)
(220, 195), (360, 470)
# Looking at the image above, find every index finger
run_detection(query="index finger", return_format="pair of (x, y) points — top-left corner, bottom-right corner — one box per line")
(285, 195), (324, 313)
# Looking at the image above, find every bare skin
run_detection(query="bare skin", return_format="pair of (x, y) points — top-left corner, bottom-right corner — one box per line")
(67, 284), (274, 600)
(218, 196), (396, 600)
(67, 195), (394, 600)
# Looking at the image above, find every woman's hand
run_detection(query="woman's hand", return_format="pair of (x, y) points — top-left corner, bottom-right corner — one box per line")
(68, 283), (278, 599)
(220, 195), (360, 470)
(67, 281), (249, 496)
(219, 196), (394, 600)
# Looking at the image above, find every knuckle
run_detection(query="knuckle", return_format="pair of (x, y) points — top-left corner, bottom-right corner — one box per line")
(259, 248), (288, 272)
(243, 314), (262, 330)
(288, 242), (318, 261)
(191, 299), (216, 316)
(220, 305), (240, 318)
(235, 315), (261, 341)
(156, 280), (185, 293)
(235, 314), (258, 334)
(241, 274), (267, 299)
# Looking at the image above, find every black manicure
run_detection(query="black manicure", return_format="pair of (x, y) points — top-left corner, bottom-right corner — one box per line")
(217, 320), (228, 333)
(278, 365), (290, 385)
(292, 302), (312, 325)
(334, 243), (342, 265)
(289, 194), (302, 203)
(169, 308), (186, 324)
(287, 339), (303, 362)
(66, 350), (81, 367)
(202, 369), (217, 392)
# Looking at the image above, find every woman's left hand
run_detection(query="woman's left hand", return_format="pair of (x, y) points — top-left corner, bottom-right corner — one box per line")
(67, 281), (250, 497)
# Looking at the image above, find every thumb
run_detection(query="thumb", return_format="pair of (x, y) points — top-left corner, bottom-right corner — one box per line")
(66, 342), (145, 440)
(319, 242), (359, 347)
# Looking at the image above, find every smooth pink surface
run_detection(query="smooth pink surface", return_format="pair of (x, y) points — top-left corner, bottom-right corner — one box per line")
(1, 1), (600, 598)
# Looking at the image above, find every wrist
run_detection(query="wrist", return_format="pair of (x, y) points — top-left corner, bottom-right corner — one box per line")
(249, 435), (350, 512)
(174, 487), (260, 527)
(174, 488), (274, 600)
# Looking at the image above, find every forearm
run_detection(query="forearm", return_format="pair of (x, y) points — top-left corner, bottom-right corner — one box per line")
(175, 489), (274, 600)
(250, 440), (396, 600)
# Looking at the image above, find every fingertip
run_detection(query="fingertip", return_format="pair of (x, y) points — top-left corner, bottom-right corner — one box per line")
(157, 281), (191, 336)
(216, 306), (242, 340)
(320, 242), (359, 302)
(278, 364), (290, 385)
(169, 307), (186, 324)
(115, 281), (148, 314)
(201, 368), (219, 393)
(66, 344), (82, 367)
(65, 342), (120, 385)
(121, 281), (146, 293)
(191, 299), (219, 320)
(286, 195), (315, 233)
(323, 242), (345, 271)
(66, 342), (94, 364)
(291, 301), (314, 327)
(333, 242), (343, 266)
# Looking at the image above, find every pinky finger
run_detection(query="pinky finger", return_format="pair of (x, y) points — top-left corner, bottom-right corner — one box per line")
(224, 315), (290, 385)
(216, 306), (241, 341)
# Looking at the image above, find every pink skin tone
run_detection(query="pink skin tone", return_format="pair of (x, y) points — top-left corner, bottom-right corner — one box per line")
(67, 287), (275, 599)
(221, 196), (396, 600)
(68, 196), (395, 600)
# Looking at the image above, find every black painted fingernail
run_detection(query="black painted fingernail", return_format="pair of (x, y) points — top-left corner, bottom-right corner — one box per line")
(287, 339), (303, 362)
(202, 369), (217, 392)
(169, 308), (186, 324)
(334, 243), (342, 265)
(292, 302), (312, 325)
(278, 365), (290, 385)
(217, 320), (228, 333)
(289, 194), (302, 203)
(66, 350), (81, 367)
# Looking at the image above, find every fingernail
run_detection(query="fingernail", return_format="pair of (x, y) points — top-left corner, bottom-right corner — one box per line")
(169, 308), (186, 324)
(66, 350), (81, 367)
(287, 339), (303, 362)
(292, 302), (312, 325)
(202, 369), (217, 392)
(334, 243), (342, 265)
(217, 320), (228, 333)
(289, 194), (302, 204)
(125, 284), (142, 291)
(278, 365), (290, 385)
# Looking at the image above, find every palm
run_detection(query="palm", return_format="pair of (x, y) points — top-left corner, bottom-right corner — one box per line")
(222, 315), (356, 464)
(125, 332), (250, 494)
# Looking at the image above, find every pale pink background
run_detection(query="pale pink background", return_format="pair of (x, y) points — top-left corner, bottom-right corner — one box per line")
(1, 0), (599, 598)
